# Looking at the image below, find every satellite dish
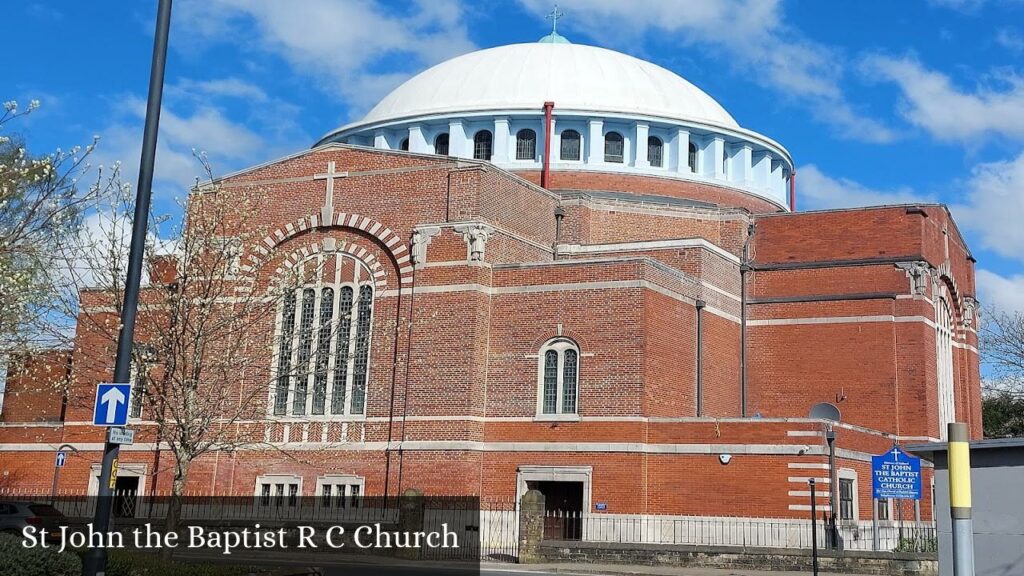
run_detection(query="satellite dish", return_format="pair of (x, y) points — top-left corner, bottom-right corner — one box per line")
(809, 402), (841, 422)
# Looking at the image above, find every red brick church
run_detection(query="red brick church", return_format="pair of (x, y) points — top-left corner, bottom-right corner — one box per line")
(0, 35), (980, 535)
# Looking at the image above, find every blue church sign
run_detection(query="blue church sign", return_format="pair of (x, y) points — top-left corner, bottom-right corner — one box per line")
(872, 446), (922, 500)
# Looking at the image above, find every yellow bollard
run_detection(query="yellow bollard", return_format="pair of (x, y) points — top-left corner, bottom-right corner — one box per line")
(948, 422), (974, 576)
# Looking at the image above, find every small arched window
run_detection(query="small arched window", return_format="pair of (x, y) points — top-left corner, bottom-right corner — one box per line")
(516, 129), (537, 160)
(604, 132), (624, 163)
(399, 138), (409, 151)
(537, 338), (580, 415)
(560, 129), (581, 161)
(434, 133), (449, 156)
(647, 136), (663, 168)
(688, 142), (697, 172)
(473, 130), (493, 160)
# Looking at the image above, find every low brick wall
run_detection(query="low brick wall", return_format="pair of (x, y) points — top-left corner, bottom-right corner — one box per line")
(537, 540), (936, 576)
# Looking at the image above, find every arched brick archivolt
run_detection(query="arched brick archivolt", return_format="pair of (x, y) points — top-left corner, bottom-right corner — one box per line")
(235, 212), (412, 292)
(272, 238), (388, 290)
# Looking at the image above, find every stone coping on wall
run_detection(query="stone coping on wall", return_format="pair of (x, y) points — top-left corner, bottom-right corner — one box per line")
(537, 540), (937, 576)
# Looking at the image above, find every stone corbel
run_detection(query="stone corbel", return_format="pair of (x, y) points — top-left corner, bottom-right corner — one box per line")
(410, 226), (441, 267)
(453, 223), (496, 262)
(962, 297), (978, 328)
(898, 261), (932, 296)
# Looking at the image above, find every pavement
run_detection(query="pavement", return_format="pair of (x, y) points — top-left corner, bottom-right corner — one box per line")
(481, 562), (856, 576)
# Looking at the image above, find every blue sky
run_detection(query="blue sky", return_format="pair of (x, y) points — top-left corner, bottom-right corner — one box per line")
(5, 0), (1024, 313)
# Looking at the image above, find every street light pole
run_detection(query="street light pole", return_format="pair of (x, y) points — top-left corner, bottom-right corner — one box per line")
(82, 1), (172, 574)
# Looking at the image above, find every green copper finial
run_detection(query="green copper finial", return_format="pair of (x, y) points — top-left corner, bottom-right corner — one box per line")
(538, 4), (570, 43)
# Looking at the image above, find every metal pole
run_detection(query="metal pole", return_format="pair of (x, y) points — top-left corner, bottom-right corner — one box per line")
(82, 1), (171, 574)
(809, 478), (819, 576)
(826, 427), (841, 549)
(948, 422), (975, 576)
(49, 444), (78, 504)
(872, 497), (879, 551)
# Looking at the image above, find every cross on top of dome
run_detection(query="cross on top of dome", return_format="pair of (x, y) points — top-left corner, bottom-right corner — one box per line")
(539, 4), (570, 44)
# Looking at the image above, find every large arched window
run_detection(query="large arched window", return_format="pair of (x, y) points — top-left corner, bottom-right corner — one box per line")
(273, 253), (375, 417)
(434, 133), (449, 156)
(560, 129), (581, 161)
(604, 132), (624, 163)
(936, 296), (955, 438)
(688, 142), (697, 172)
(516, 129), (537, 160)
(399, 138), (409, 151)
(647, 136), (664, 168)
(537, 338), (580, 415)
(473, 130), (493, 160)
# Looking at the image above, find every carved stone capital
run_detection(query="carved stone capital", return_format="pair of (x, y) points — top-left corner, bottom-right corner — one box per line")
(453, 223), (496, 262)
(897, 261), (933, 295)
(410, 226), (441, 266)
(962, 296), (978, 328)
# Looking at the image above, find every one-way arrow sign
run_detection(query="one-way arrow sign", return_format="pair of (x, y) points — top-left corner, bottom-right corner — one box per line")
(93, 383), (132, 426)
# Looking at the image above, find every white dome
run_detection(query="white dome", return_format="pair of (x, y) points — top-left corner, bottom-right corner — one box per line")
(349, 42), (740, 130)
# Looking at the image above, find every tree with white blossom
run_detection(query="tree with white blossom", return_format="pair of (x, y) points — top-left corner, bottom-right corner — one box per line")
(0, 100), (107, 408)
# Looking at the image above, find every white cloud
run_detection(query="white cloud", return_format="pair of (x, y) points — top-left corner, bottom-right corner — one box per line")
(166, 78), (269, 103)
(176, 0), (476, 115)
(996, 27), (1024, 52)
(977, 269), (1024, 314)
(862, 54), (1024, 142)
(795, 164), (928, 210)
(516, 0), (895, 143)
(951, 151), (1024, 261)
(91, 97), (266, 194)
(90, 79), (311, 199)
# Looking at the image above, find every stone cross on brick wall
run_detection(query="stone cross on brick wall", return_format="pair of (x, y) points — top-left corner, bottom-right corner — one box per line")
(314, 161), (349, 222)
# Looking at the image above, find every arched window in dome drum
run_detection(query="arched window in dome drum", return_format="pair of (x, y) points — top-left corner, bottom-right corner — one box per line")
(434, 133), (449, 156)
(647, 136), (663, 168)
(722, 144), (730, 176)
(399, 138), (409, 151)
(473, 130), (493, 160)
(560, 130), (581, 161)
(516, 129), (537, 160)
(688, 142), (697, 172)
(604, 131), (624, 163)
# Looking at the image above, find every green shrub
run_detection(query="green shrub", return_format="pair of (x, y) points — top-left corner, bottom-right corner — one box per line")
(104, 550), (253, 576)
(894, 536), (938, 553)
(0, 532), (82, 576)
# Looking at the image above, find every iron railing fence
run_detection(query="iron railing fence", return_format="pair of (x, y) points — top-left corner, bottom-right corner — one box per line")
(542, 509), (937, 554)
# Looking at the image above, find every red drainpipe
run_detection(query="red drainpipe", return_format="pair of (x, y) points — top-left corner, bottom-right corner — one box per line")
(542, 101), (554, 188)
(789, 169), (796, 212)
